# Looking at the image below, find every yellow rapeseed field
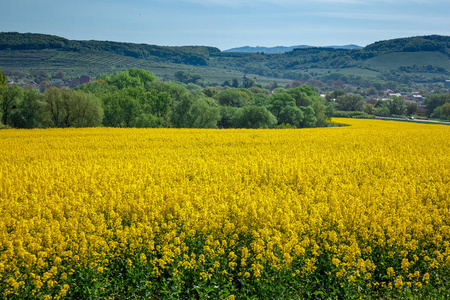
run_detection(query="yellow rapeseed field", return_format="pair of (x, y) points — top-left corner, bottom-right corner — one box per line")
(1, 118), (449, 298)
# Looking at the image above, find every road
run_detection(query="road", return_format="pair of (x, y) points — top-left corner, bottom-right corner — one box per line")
(374, 116), (450, 125)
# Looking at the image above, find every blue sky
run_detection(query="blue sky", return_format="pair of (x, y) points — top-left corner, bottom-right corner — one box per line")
(1, 0), (449, 50)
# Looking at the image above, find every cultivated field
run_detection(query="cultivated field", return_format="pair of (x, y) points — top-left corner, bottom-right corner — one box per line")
(1, 119), (449, 299)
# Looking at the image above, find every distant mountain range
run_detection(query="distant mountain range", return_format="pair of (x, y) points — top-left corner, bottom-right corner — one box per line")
(224, 45), (363, 53)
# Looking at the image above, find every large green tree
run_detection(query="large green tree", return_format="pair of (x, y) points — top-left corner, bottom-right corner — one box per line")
(313, 101), (328, 127)
(0, 85), (23, 125)
(299, 106), (318, 128)
(171, 95), (220, 128)
(102, 88), (140, 127)
(267, 92), (296, 120)
(424, 93), (450, 117)
(386, 96), (406, 116)
(406, 102), (418, 116)
(187, 97), (221, 128)
(44, 87), (65, 127)
(61, 89), (103, 127)
(45, 88), (103, 127)
(325, 89), (346, 102)
(215, 89), (249, 107)
(10, 88), (46, 128)
(336, 94), (364, 111)
(105, 68), (156, 90)
(288, 86), (323, 107)
(218, 106), (240, 128)
(233, 106), (277, 129)
(278, 105), (304, 127)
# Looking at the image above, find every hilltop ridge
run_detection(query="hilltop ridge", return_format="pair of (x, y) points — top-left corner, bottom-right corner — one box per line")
(0, 32), (220, 66)
(0, 32), (449, 88)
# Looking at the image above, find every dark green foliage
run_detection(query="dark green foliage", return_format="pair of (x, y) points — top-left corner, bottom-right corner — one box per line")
(364, 35), (450, 54)
(267, 92), (296, 120)
(0, 67), (7, 86)
(218, 106), (240, 128)
(174, 70), (202, 84)
(377, 106), (391, 117)
(325, 89), (346, 102)
(10, 88), (46, 128)
(386, 96), (406, 116)
(331, 110), (374, 118)
(215, 89), (249, 107)
(202, 86), (218, 98)
(134, 113), (165, 128)
(336, 94), (364, 111)
(313, 101), (328, 127)
(128, 68), (157, 83)
(106, 68), (156, 89)
(431, 106), (442, 119)
(170, 95), (195, 128)
(145, 81), (190, 104)
(75, 79), (118, 96)
(287, 87), (314, 107)
(266, 87), (329, 128)
(1, 68), (336, 129)
(299, 106), (317, 127)
(171, 96), (220, 128)
(106, 72), (142, 90)
(187, 97), (221, 128)
(146, 90), (172, 118)
(90, 71), (172, 127)
(251, 92), (270, 107)
(288, 86), (323, 104)
(278, 105), (304, 127)
(406, 102), (418, 116)
(243, 77), (256, 88)
(423, 93), (450, 116)
(0, 84), (23, 125)
(233, 105), (277, 128)
(441, 102), (450, 120)
(44, 87), (103, 127)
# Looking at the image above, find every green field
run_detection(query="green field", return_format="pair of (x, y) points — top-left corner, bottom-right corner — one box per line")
(364, 51), (450, 70)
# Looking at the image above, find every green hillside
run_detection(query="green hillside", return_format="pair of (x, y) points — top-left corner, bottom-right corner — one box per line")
(1, 32), (449, 88)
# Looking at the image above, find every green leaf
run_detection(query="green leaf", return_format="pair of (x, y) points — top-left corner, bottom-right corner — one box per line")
(313, 291), (325, 296)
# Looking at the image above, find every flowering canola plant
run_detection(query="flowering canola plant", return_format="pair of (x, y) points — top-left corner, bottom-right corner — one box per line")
(0, 118), (449, 298)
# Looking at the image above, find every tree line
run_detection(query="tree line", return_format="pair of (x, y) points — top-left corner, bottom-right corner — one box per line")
(325, 88), (450, 120)
(2, 67), (448, 129)
(0, 68), (332, 129)
(0, 32), (219, 66)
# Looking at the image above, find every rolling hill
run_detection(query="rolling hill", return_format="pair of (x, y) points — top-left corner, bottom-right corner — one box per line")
(0, 32), (449, 87)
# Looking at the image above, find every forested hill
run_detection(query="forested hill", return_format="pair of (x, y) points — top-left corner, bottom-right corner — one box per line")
(2, 32), (448, 64)
(1, 32), (449, 87)
(0, 32), (220, 66)
(364, 35), (450, 54)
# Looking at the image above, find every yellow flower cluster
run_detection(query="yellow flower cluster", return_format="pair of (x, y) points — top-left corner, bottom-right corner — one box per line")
(0, 118), (449, 297)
